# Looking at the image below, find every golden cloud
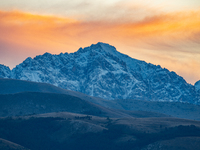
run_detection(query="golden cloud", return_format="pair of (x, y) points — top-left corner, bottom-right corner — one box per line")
(0, 10), (200, 83)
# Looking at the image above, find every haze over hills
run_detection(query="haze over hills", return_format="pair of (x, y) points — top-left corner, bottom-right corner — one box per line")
(0, 42), (200, 104)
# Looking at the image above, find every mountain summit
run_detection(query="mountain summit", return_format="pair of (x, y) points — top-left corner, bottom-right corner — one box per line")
(0, 42), (199, 103)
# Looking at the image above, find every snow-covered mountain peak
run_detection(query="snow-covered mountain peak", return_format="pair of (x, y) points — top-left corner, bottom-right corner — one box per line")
(40, 52), (53, 59)
(24, 57), (32, 62)
(76, 42), (119, 57)
(0, 42), (199, 104)
(92, 42), (117, 54)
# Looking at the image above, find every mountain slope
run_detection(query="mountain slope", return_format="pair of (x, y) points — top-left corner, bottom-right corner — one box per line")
(0, 92), (137, 118)
(0, 42), (199, 103)
(0, 78), (125, 110)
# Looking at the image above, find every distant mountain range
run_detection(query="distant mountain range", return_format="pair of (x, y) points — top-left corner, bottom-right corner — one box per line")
(0, 42), (200, 104)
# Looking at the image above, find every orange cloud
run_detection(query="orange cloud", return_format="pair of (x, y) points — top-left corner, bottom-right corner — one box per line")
(1, 10), (200, 51)
(115, 10), (200, 43)
(0, 10), (77, 52)
(0, 10), (200, 84)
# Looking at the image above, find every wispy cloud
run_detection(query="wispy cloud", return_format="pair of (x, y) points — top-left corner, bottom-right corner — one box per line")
(0, 10), (200, 83)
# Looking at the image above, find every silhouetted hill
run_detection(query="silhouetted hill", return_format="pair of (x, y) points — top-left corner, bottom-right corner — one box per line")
(0, 78), (121, 109)
(0, 92), (128, 118)
(0, 91), (169, 119)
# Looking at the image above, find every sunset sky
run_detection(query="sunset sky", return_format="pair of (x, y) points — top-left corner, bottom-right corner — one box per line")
(0, 0), (200, 84)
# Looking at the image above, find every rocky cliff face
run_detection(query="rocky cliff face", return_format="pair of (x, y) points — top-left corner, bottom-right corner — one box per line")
(0, 42), (199, 103)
